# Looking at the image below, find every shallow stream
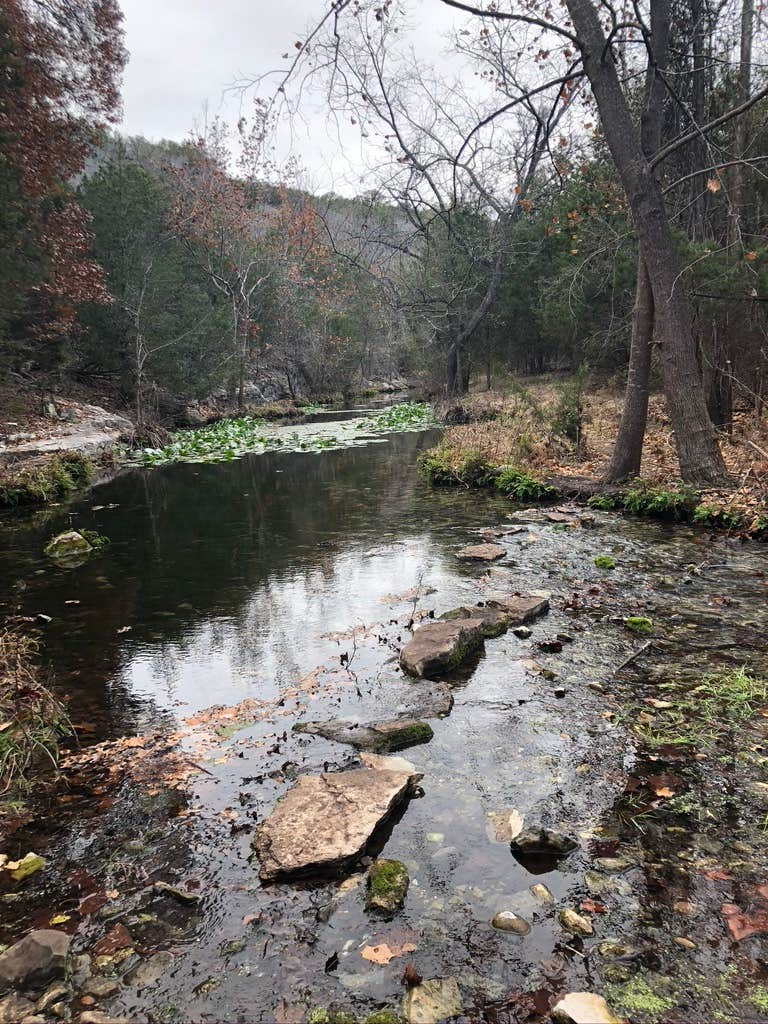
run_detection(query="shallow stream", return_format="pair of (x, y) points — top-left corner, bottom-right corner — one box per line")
(1, 419), (768, 1023)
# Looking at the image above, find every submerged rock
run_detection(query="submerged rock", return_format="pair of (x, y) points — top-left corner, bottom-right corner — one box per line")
(253, 768), (416, 881)
(399, 620), (485, 678)
(358, 752), (422, 780)
(456, 543), (506, 562)
(124, 951), (175, 988)
(529, 883), (554, 906)
(385, 680), (454, 719)
(0, 994), (35, 1022)
(0, 930), (70, 991)
(403, 978), (462, 1023)
(593, 854), (638, 872)
(366, 859), (409, 915)
(294, 718), (433, 753)
(485, 808), (524, 843)
(491, 911), (530, 935)
(558, 909), (593, 936)
(552, 992), (620, 1024)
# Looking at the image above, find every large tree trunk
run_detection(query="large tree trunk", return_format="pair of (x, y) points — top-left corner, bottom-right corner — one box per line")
(565, 0), (729, 485)
(604, 258), (654, 481)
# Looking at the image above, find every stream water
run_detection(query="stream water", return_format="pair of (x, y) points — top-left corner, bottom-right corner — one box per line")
(1, 420), (768, 1023)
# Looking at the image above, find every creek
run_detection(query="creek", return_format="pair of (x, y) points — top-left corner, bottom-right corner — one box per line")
(1, 415), (767, 1023)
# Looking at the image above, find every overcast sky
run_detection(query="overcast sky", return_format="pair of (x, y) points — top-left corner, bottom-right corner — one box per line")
(118, 0), (459, 193)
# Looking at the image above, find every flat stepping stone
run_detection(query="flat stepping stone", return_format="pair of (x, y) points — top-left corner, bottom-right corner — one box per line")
(483, 593), (550, 624)
(440, 606), (510, 638)
(253, 768), (416, 881)
(456, 543), (506, 562)
(294, 717), (433, 752)
(399, 619), (485, 678)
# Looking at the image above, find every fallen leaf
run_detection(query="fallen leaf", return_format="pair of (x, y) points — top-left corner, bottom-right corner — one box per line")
(581, 898), (607, 914)
(706, 178), (721, 193)
(721, 902), (768, 941)
(654, 785), (675, 798)
(704, 868), (733, 881)
(92, 924), (132, 957)
(49, 914), (70, 925)
(243, 913), (260, 926)
(757, 885), (768, 901)
(361, 941), (416, 965)
(643, 698), (674, 709)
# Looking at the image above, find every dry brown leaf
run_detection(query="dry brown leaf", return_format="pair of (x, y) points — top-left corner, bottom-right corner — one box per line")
(361, 941), (416, 965)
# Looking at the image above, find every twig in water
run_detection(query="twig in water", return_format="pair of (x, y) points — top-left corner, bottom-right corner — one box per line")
(613, 640), (652, 676)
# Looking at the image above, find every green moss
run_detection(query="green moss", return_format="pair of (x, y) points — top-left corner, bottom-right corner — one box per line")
(624, 616), (653, 635)
(364, 1012), (402, 1024)
(594, 555), (615, 569)
(749, 987), (768, 1013)
(366, 858), (409, 914)
(305, 1008), (357, 1024)
(80, 530), (110, 551)
(0, 452), (93, 508)
(417, 446), (557, 500)
(607, 976), (677, 1017)
(379, 721), (433, 752)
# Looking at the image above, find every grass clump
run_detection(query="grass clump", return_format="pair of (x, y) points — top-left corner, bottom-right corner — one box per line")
(588, 481), (700, 520)
(631, 666), (767, 751)
(0, 452), (93, 508)
(418, 445), (558, 502)
(0, 629), (72, 788)
(749, 987), (768, 1013)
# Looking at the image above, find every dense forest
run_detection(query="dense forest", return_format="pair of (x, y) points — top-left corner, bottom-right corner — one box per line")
(2, 0), (767, 487)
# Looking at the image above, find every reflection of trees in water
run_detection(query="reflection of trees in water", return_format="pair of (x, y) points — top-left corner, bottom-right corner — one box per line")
(2, 431), (469, 736)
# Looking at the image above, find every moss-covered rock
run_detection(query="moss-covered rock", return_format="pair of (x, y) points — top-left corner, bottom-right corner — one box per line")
(594, 555), (615, 569)
(44, 530), (93, 559)
(366, 858), (409, 915)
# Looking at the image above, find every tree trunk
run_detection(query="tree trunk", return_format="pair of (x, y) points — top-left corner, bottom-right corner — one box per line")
(604, 258), (654, 481)
(564, 0), (729, 485)
(728, 0), (754, 245)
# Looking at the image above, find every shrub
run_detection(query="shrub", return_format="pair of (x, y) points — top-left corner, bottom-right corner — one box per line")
(0, 629), (72, 787)
(551, 364), (589, 450)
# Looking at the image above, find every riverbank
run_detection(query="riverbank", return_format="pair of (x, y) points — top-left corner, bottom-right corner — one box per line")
(0, 379), (416, 508)
(428, 377), (768, 537)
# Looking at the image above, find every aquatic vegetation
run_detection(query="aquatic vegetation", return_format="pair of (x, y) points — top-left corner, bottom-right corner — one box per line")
(0, 451), (93, 508)
(124, 403), (436, 467)
(360, 402), (438, 431)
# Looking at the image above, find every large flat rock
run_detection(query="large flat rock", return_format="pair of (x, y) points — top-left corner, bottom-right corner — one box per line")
(399, 619), (485, 678)
(456, 543), (506, 562)
(294, 717), (433, 752)
(253, 769), (415, 881)
(483, 593), (550, 624)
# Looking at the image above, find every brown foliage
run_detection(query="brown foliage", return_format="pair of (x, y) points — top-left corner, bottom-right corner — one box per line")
(0, 0), (126, 337)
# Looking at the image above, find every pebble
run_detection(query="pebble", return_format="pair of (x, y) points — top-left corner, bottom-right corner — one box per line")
(558, 908), (593, 936)
(530, 883), (554, 905)
(513, 626), (532, 639)
(491, 911), (531, 935)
